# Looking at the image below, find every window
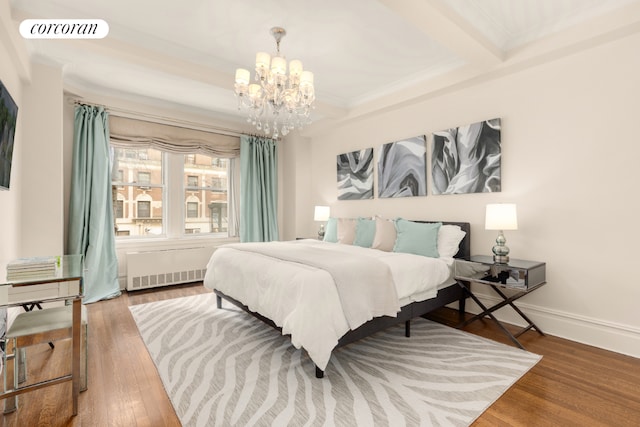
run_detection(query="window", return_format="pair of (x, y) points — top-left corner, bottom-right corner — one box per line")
(115, 170), (125, 189)
(115, 200), (124, 218)
(211, 177), (225, 190)
(138, 172), (151, 185)
(112, 147), (164, 237)
(186, 201), (198, 218)
(112, 146), (231, 238)
(137, 200), (151, 218)
(184, 154), (229, 234)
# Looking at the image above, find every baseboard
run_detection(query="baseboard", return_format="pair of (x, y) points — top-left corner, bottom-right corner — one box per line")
(458, 293), (640, 359)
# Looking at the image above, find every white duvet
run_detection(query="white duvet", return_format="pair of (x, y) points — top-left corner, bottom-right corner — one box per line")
(203, 239), (451, 370)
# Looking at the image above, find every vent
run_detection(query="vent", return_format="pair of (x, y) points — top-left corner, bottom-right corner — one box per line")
(126, 247), (215, 291)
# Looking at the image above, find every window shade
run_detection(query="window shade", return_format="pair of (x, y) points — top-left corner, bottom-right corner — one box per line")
(109, 115), (240, 158)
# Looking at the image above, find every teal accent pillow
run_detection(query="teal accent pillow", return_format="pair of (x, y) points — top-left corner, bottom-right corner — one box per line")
(353, 218), (376, 247)
(393, 220), (441, 258)
(323, 217), (338, 243)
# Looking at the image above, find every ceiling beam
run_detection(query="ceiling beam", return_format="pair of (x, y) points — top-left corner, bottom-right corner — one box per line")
(379, 0), (503, 69)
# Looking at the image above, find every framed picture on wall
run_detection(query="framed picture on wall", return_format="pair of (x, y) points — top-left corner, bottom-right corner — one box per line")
(432, 118), (501, 195)
(337, 148), (374, 200)
(0, 80), (19, 191)
(378, 135), (427, 198)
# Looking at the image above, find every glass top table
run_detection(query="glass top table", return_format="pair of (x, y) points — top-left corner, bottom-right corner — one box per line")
(0, 254), (84, 416)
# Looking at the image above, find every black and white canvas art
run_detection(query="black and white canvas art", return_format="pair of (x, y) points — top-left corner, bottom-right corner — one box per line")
(378, 135), (427, 198)
(337, 148), (374, 200)
(0, 80), (18, 190)
(432, 118), (501, 195)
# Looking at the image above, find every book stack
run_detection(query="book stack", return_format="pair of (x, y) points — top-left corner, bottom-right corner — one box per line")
(6, 256), (59, 281)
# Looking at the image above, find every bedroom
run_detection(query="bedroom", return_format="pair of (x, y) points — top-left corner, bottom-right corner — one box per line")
(0, 0), (639, 425)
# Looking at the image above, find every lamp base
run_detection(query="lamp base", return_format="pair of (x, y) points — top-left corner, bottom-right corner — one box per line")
(317, 224), (325, 241)
(493, 254), (509, 264)
(492, 230), (510, 264)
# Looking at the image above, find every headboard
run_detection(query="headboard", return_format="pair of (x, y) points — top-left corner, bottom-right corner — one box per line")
(417, 221), (471, 260)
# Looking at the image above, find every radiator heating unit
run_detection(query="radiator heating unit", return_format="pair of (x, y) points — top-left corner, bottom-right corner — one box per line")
(126, 247), (214, 291)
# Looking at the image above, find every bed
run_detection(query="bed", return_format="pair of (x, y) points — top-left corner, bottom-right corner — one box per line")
(203, 220), (471, 378)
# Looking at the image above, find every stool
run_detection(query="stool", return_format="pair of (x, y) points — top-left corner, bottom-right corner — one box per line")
(3, 305), (88, 413)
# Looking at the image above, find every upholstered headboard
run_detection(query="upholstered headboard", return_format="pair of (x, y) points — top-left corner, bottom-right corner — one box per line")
(417, 221), (471, 260)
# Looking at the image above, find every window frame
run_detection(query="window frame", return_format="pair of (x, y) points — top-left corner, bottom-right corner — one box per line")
(112, 146), (232, 241)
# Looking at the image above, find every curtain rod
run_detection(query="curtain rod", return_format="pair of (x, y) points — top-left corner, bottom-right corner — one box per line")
(67, 96), (244, 138)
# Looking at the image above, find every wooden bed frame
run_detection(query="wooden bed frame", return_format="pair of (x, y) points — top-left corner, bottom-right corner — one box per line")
(214, 221), (471, 378)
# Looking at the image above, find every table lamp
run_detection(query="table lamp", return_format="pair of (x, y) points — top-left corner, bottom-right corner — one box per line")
(485, 203), (518, 264)
(314, 206), (330, 240)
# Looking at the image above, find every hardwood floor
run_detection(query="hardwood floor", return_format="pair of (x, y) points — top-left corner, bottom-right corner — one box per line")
(1, 282), (638, 426)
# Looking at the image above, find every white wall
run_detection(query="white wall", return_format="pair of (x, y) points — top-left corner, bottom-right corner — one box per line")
(0, 29), (22, 263)
(281, 133), (313, 240)
(297, 33), (640, 358)
(0, 4), (30, 264)
(19, 62), (64, 256)
(1, 3), (64, 259)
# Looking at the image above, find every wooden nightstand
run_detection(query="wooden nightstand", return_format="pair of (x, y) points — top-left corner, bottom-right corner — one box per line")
(454, 255), (546, 349)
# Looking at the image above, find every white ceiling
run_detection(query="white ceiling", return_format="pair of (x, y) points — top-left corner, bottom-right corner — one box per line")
(9, 0), (640, 132)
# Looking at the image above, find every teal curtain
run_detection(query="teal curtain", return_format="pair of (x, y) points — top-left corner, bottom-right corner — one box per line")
(240, 135), (279, 242)
(68, 105), (120, 303)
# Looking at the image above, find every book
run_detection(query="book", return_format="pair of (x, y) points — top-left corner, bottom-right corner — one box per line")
(6, 256), (60, 280)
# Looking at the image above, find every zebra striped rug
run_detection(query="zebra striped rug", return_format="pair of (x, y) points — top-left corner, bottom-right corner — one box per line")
(130, 293), (541, 427)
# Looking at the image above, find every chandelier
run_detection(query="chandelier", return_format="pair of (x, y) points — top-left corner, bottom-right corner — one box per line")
(234, 27), (315, 138)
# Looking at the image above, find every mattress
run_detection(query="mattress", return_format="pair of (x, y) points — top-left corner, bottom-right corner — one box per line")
(204, 240), (452, 370)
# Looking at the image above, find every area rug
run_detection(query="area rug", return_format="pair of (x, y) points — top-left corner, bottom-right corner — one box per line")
(129, 293), (541, 427)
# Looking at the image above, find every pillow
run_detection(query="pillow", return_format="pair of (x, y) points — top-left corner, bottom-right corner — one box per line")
(323, 217), (338, 243)
(371, 217), (396, 251)
(438, 224), (467, 258)
(353, 218), (376, 248)
(337, 218), (357, 244)
(393, 219), (441, 258)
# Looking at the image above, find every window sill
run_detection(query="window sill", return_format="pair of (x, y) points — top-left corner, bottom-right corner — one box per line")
(115, 235), (240, 252)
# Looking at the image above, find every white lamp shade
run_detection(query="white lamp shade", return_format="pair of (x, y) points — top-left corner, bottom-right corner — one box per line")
(300, 70), (314, 87)
(270, 56), (287, 75)
(289, 59), (303, 76)
(485, 204), (518, 230)
(255, 52), (271, 70)
(235, 68), (250, 85)
(314, 205), (330, 222)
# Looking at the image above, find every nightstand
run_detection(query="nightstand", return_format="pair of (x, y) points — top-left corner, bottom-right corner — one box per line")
(454, 255), (546, 349)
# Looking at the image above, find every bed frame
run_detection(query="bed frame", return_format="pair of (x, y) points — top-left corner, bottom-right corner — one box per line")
(214, 221), (471, 378)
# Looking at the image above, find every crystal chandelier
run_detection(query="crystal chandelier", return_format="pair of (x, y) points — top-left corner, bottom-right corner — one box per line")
(234, 27), (315, 138)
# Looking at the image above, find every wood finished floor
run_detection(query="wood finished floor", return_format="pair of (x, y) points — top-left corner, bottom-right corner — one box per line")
(1, 282), (638, 426)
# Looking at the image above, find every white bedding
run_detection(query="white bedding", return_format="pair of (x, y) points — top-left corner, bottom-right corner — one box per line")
(203, 239), (451, 370)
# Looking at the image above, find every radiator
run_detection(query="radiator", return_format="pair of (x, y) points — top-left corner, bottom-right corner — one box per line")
(126, 247), (215, 291)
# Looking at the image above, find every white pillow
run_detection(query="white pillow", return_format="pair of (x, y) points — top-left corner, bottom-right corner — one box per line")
(438, 225), (467, 258)
(371, 217), (396, 251)
(337, 218), (357, 244)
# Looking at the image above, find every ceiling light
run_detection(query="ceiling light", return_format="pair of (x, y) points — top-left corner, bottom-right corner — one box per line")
(234, 27), (315, 138)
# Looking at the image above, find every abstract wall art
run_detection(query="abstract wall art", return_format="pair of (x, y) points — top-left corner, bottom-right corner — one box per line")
(378, 135), (426, 198)
(432, 118), (501, 195)
(337, 148), (374, 200)
(0, 80), (18, 190)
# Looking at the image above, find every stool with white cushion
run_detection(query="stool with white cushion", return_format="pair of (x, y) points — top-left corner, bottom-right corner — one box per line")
(3, 305), (88, 413)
